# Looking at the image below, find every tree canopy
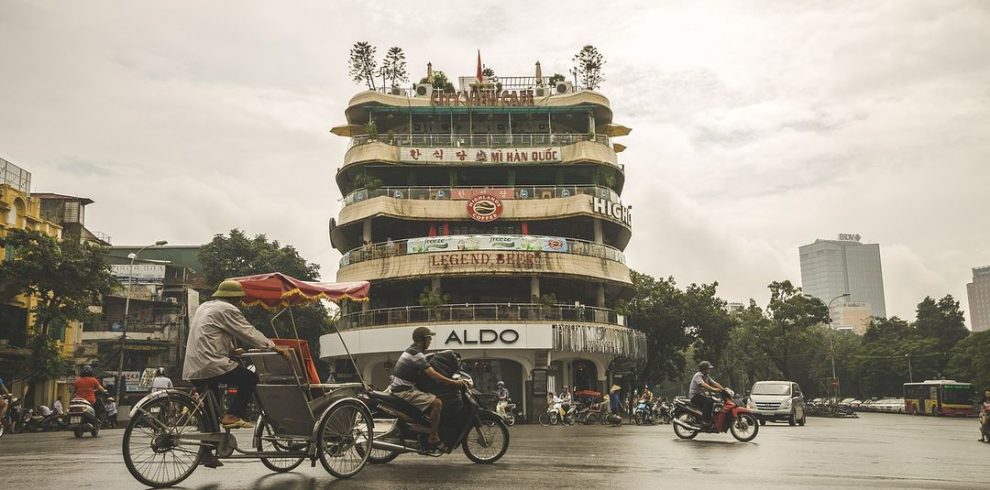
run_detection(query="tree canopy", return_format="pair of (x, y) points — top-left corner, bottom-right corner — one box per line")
(570, 45), (605, 89)
(348, 41), (378, 90)
(381, 46), (408, 88)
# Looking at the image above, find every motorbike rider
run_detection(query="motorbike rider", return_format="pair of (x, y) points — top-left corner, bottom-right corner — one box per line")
(74, 365), (107, 418)
(387, 326), (469, 447)
(495, 380), (510, 418)
(183, 279), (291, 430)
(639, 385), (654, 404)
(151, 368), (173, 392)
(979, 389), (990, 442)
(689, 361), (724, 427)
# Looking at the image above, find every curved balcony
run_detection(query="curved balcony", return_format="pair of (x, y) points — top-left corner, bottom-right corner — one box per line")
(338, 303), (627, 330)
(340, 234), (626, 267)
(342, 184), (620, 207)
(348, 132), (611, 149)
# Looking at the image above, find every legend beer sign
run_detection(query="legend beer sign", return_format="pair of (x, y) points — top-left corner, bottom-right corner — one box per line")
(592, 197), (632, 226)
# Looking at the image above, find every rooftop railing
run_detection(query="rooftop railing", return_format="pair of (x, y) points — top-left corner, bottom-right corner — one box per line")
(374, 78), (591, 96)
(338, 303), (626, 330)
(349, 132), (610, 149)
(340, 234), (626, 268)
(342, 184), (620, 207)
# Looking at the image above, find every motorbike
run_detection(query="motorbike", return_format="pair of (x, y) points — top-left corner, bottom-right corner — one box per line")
(66, 395), (105, 438)
(672, 389), (759, 442)
(20, 407), (65, 433)
(360, 350), (510, 465)
(539, 397), (576, 426)
(1, 394), (24, 437)
(634, 400), (655, 425)
(496, 398), (518, 426)
(655, 401), (673, 424)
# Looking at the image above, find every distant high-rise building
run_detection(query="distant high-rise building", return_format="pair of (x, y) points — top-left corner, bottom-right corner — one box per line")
(800, 234), (886, 322)
(967, 266), (990, 332)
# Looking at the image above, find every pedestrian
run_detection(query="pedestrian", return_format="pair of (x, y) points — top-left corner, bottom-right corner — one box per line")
(152, 368), (173, 392)
(105, 397), (118, 428)
(609, 384), (621, 414)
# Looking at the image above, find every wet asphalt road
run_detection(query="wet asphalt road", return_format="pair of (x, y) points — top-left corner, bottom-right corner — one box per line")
(0, 412), (986, 489)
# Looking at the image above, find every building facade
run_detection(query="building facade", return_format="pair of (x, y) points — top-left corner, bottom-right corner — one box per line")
(320, 65), (646, 421)
(0, 157), (66, 405)
(967, 266), (990, 333)
(800, 234), (887, 323)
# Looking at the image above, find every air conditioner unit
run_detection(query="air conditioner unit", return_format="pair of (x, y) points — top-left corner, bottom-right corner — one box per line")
(413, 83), (433, 98)
(165, 297), (178, 305)
(555, 81), (574, 94)
(535, 86), (551, 97)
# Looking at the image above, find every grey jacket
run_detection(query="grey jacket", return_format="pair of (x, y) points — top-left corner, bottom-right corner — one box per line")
(182, 300), (274, 380)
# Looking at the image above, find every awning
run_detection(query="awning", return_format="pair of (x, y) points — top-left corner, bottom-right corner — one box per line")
(330, 124), (364, 137)
(613, 143), (627, 153)
(602, 124), (632, 137)
(229, 272), (371, 309)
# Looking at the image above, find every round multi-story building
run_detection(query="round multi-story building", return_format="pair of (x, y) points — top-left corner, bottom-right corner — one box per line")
(321, 64), (645, 421)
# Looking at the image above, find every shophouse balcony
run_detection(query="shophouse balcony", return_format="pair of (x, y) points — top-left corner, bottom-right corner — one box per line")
(342, 184), (620, 207)
(339, 234), (626, 268)
(338, 303), (626, 331)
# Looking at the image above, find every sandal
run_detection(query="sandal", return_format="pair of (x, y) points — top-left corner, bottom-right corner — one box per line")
(222, 418), (254, 429)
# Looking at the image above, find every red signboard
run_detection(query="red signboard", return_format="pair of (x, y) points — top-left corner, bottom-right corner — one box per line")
(467, 194), (503, 222)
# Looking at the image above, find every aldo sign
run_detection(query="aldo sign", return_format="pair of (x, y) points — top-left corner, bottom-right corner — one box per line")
(445, 328), (520, 346)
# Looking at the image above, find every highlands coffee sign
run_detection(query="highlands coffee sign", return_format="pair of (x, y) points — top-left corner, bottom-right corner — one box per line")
(592, 196), (632, 226)
(467, 194), (502, 222)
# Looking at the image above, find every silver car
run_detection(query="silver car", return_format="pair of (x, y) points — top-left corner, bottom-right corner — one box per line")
(747, 380), (807, 426)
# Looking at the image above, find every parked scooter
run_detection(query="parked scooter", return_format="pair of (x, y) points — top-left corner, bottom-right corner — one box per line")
(66, 394), (105, 438)
(655, 400), (673, 424)
(672, 389), (759, 442)
(496, 398), (518, 426)
(360, 350), (510, 464)
(21, 406), (65, 433)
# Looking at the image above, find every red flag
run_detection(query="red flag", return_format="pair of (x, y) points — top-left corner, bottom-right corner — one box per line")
(476, 50), (483, 82)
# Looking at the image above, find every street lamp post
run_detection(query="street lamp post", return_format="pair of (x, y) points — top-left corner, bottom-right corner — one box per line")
(116, 240), (168, 405)
(905, 354), (913, 382)
(827, 293), (851, 404)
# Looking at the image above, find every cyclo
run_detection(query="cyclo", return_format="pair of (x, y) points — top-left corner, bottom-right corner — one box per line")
(122, 273), (375, 488)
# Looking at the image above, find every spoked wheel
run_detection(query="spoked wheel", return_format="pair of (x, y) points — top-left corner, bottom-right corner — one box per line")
(672, 412), (699, 440)
(730, 413), (759, 442)
(548, 412), (560, 426)
(563, 412), (576, 426)
(317, 400), (373, 479)
(538, 412), (551, 426)
(634, 413), (644, 425)
(358, 416), (400, 464)
(462, 414), (510, 464)
(256, 416), (305, 473)
(123, 395), (206, 488)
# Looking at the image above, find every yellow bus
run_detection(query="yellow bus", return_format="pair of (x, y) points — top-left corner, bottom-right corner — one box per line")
(903, 380), (977, 416)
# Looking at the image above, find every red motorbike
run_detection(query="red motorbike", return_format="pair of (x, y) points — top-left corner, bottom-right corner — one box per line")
(672, 389), (759, 442)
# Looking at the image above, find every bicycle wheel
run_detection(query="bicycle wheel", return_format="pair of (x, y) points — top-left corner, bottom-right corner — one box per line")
(257, 416), (305, 473)
(123, 395), (206, 488)
(317, 400), (373, 479)
(538, 412), (551, 426)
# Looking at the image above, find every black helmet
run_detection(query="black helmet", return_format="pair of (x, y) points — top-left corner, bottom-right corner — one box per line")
(698, 361), (714, 371)
(80, 365), (94, 377)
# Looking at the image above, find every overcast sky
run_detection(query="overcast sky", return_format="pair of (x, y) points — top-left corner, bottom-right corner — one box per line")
(2, 1), (988, 325)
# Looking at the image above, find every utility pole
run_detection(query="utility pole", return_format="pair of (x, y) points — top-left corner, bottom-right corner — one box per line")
(826, 293), (851, 404)
(117, 240), (167, 406)
(906, 354), (913, 382)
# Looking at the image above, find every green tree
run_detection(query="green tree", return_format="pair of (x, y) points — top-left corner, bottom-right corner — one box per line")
(198, 230), (333, 364)
(380, 46), (408, 89)
(683, 282), (734, 369)
(914, 295), (968, 351)
(421, 70), (455, 93)
(570, 45), (605, 89)
(348, 41), (378, 90)
(620, 271), (693, 385)
(946, 331), (990, 390)
(0, 229), (117, 403)
(862, 316), (913, 344)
